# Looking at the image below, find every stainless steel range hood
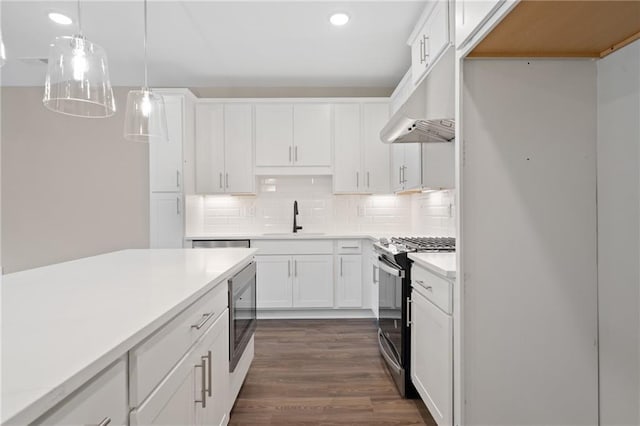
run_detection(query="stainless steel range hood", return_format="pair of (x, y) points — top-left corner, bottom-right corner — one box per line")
(380, 116), (454, 143)
(381, 46), (455, 144)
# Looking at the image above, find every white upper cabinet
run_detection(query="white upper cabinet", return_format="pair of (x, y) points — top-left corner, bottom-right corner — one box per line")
(223, 104), (254, 193)
(255, 104), (294, 167)
(333, 102), (390, 194)
(195, 103), (254, 194)
(255, 103), (331, 168)
(456, 0), (503, 48)
(392, 144), (422, 192)
(150, 95), (183, 192)
(408, 1), (451, 85)
(293, 104), (331, 166)
(362, 103), (391, 193)
(333, 104), (363, 193)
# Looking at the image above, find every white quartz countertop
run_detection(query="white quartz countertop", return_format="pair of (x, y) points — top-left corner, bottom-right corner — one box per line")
(1, 248), (256, 425)
(408, 252), (457, 279)
(185, 233), (384, 241)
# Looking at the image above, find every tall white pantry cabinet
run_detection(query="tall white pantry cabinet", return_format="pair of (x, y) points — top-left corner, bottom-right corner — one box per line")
(149, 89), (196, 249)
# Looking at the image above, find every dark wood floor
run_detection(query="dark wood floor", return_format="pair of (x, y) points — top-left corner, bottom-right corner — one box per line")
(229, 319), (436, 425)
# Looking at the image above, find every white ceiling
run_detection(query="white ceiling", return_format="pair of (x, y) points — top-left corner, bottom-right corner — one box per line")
(0, 1), (426, 88)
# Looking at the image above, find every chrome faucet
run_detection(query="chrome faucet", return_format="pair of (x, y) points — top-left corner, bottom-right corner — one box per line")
(293, 200), (303, 233)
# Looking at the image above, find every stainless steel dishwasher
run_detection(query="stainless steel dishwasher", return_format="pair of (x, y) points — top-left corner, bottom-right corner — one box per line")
(192, 240), (250, 248)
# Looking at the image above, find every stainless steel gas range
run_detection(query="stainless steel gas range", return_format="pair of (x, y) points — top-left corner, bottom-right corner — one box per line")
(374, 237), (455, 397)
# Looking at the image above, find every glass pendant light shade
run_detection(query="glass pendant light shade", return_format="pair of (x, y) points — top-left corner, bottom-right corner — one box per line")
(43, 35), (115, 117)
(124, 89), (167, 142)
(0, 29), (6, 67)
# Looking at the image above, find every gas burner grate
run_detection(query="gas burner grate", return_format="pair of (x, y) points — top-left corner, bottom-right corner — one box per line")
(390, 237), (456, 252)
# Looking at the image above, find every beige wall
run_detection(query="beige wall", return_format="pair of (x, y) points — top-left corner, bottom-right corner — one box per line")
(1, 87), (149, 273)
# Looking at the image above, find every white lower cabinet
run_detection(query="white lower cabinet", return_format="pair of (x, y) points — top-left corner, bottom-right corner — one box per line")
(131, 310), (230, 426)
(336, 255), (363, 308)
(293, 255), (334, 307)
(256, 254), (333, 308)
(150, 193), (183, 248)
(411, 272), (453, 426)
(32, 358), (128, 426)
(256, 255), (293, 308)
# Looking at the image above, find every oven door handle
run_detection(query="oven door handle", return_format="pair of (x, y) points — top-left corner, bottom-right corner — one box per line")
(378, 257), (405, 278)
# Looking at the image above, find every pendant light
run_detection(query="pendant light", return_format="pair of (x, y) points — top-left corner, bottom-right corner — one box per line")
(43, 0), (115, 117)
(123, 0), (167, 142)
(0, 26), (7, 67)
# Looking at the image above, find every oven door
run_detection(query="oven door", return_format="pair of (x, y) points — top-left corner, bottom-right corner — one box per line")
(229, 261), (257, 372)
(377, 255), (406, 392)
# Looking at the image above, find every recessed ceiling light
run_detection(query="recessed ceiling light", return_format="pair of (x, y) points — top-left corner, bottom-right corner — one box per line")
(329, 13), (350, 26)
(48, 12), (73, 26)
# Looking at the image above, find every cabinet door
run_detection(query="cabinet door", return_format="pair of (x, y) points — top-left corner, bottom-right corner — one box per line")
(456, 0), (503, 48)
(293, 104), (331, 166)
(293, 255), (334, 308)
(411, 27), (429, 84)
(333, 103), (361, 193)
(336, 255), (363, 308)
(403, 144), (423, 191)
(392, 144), (405, 192)
(422, 143), (455, 189)
(195, 104), (225, 194)
(362, 103), (391, 194)
(150, 193), (183, 248)
(411, 289), (453, 426)
(196, 310), (230, 426)
(426, 0), (450, 65)
(255, 104), (293, 166)
(256, 255), (293, 308)
(150, 96), (183, 192)
(33, 358), (127, 426)
(224, 104), (254, 193)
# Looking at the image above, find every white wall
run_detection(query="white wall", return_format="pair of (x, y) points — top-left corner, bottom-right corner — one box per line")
(461, 59), (598, 425)
(1, 87), (149, 273)
(597, 40), (640, 426)
(185, 176), (454, 236)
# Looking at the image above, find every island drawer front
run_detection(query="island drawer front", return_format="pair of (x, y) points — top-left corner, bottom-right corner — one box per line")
(129, 281), (228, 406)
(336, 240), (362, 254)
(252, 240), (333, 255)
(412, 264), (452, 314)
(32, 357), (127, 426)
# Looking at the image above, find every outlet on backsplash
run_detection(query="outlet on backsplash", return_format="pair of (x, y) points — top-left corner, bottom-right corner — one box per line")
(185, 176), (455, 236)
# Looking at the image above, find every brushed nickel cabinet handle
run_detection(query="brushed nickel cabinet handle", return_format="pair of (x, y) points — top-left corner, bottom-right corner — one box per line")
(356, 172), (359, 188)
(176, 170), (180, 188)
(340, 257), (343, 276)
(225, 173), (229, 188)
(372, 265), (378, 284)
(219, 172), (223, 188)
(367, 172), (370, 188)
(204, 351), (212, 397)
(176, 197), (180, 215)
(191, 312), (214, 330)
(195, 358), (207, 408)
(289, 146), (292, 163)
(288, 260), (291, 277)
(295, 146), (298, 162)
(294, 260), (297, 277)
(399, 167), (402, 185)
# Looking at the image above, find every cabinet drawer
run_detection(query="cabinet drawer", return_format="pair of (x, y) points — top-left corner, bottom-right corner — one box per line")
(252, 239), (333, 255)
(33, 358), (127, 426)
(411, 264), (452, 314)
(336, 240), (362, 254)
(130, 282), (228, 406)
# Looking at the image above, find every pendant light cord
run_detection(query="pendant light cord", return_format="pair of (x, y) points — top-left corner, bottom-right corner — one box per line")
(76, 0), (83, 36)
(143, 0), (148, 89)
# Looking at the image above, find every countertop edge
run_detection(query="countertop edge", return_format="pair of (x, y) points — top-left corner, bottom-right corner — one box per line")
(3, 250), (257, 425)
(184, 234), (380, 241)
(407, 253), (456, 279)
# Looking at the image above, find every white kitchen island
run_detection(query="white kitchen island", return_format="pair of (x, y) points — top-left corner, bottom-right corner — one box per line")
(1, 248), (256, 425)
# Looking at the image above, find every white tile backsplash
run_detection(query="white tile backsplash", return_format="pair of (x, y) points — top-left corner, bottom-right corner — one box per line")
(186, 176), (455, 237)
